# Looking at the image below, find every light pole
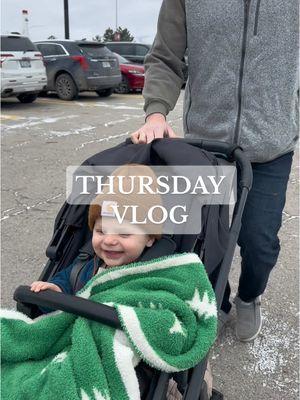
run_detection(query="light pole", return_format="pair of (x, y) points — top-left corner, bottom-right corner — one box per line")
(64, 0), (70, 39)
(22, 10), (29, 37)
(115, 0), (118, 31)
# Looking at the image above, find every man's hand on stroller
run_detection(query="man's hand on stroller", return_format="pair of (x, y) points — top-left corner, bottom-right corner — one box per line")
(131, 113), (177, 144)
(30, 281), (62, 293)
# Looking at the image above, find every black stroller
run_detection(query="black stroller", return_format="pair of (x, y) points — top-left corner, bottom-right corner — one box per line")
(14, 138), (252, 400)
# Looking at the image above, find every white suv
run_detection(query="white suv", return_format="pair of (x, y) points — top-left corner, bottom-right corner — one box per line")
(1, 34), (47, 103)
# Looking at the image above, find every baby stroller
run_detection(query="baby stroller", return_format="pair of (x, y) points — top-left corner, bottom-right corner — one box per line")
(14, 138), (252, 400)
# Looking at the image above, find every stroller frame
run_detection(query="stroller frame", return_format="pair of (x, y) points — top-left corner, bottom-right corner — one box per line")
(14, 138), (252, 400)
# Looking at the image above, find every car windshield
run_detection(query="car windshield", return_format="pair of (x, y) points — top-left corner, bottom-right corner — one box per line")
(78, 44), (112, 58)
(113, 53), (130, 64)
(1, 36), (37, 51)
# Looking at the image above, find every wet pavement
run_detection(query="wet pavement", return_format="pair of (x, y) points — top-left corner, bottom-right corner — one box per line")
(1, 91), (299, 399)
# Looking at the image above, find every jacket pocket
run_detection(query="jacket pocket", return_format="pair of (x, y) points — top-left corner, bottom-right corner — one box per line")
(254, 0), (262, 36)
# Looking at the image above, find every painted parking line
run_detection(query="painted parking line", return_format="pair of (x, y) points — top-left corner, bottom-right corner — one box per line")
(38, 98), (101, 107)
(37, 94), (143, 106)
(37, 99), (143, 110)
(2, 114), (78, 131)
(114, 94), (143, 99)
(36, 99), (78, 106)
(0, 114), (23, 121)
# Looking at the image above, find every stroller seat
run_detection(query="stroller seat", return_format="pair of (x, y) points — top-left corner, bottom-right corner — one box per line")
(13, 138), (252, 400)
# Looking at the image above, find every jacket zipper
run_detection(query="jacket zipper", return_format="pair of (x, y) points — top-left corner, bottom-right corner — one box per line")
(185, 81), (192, 133)
(233, 0), (251, 144)
(253, 0), (261, 35)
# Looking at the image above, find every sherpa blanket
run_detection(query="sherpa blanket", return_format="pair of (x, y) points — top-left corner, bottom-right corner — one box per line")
(1, 253), (217, 400)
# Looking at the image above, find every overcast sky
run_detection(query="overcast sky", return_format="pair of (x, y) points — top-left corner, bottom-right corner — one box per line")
(1, 0), (162, 43)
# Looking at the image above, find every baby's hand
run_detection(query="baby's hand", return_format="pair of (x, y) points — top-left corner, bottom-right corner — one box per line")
(30, 281), (62, 293)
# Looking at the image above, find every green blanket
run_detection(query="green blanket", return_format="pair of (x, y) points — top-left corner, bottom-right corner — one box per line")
(1, 253), (217, 400)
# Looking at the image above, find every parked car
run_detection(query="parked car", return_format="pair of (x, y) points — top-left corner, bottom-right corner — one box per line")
(105, 42), (151, 65)
(113, 53), (144, 94)
(1, 34), (47, 103)
(34, 40), (121, 100)
(106, 41), (188, 82)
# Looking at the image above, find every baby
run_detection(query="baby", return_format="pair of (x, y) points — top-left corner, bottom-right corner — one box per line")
(31, 164), (161, 294)
(28, 164), (213, 400)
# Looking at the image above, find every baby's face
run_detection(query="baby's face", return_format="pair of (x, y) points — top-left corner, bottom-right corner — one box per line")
(92, 217), (155, 267)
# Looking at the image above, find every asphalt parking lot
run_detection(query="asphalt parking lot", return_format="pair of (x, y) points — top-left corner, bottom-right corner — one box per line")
(1, 91), (299, 399)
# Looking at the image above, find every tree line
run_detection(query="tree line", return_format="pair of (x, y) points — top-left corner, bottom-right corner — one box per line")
(48, 27), (134, 42)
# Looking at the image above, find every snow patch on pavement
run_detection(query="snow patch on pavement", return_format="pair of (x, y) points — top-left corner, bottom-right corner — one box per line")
(48, 126), (96, 137)
(244, 311), (299, 392)
(103, 114), (142, 127)
(75, 132), (129, 151)
(1, 193), (63, 221)
(2, 115), (78, 131)
(74, 101), (141, 110)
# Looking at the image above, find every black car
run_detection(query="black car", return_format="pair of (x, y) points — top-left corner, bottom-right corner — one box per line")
(104, 42), (151, 65)
(35, 40), (121, 100)
(105, 41), (188, 82)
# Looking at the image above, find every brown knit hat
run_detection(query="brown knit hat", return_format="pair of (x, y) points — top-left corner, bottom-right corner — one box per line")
(88, 164), (163, 238)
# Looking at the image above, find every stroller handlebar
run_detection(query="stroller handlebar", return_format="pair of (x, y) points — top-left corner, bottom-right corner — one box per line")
(13, 285), (121, 329)
(182, 138), (253, 190)
(182, 138), (238, 156)
(126, 137), (253, 191)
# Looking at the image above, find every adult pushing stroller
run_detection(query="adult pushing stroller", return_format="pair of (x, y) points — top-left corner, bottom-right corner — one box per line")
(14, 138), (252, 400)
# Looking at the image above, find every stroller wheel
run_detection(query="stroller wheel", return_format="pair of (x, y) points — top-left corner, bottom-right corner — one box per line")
(210, 388), (224, 400)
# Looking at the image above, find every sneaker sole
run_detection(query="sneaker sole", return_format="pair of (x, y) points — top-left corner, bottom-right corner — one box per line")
(236, 308), (262, 342)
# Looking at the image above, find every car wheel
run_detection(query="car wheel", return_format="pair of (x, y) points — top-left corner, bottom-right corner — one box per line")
(17, 93), (38, 103)
(96, 88), (114, 97)
(55, 73), (78, 100)
(114, 75), (130, 94)
(38, 91), (48, 97)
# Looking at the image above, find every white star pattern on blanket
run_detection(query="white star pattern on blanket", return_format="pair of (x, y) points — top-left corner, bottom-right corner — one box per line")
(169, 315), (187, 336)
(52, 351), (68, 363)
(40, 351), (68, 375)
(80, 388), (110, 400)
(137, 301), (164, 310)
(186, 289), (217, 320)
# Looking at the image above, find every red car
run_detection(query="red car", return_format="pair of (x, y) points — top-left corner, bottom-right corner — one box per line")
(113, 53), (144, 94)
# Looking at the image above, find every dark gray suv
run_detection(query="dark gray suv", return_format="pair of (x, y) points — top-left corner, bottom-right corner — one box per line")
(104, 42), (151, 65)
(35, 40), (121, 100)
(105, 41), (188, 82)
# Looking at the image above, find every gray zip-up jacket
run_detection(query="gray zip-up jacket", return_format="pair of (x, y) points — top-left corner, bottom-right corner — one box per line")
(143, 0), (299, 162)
